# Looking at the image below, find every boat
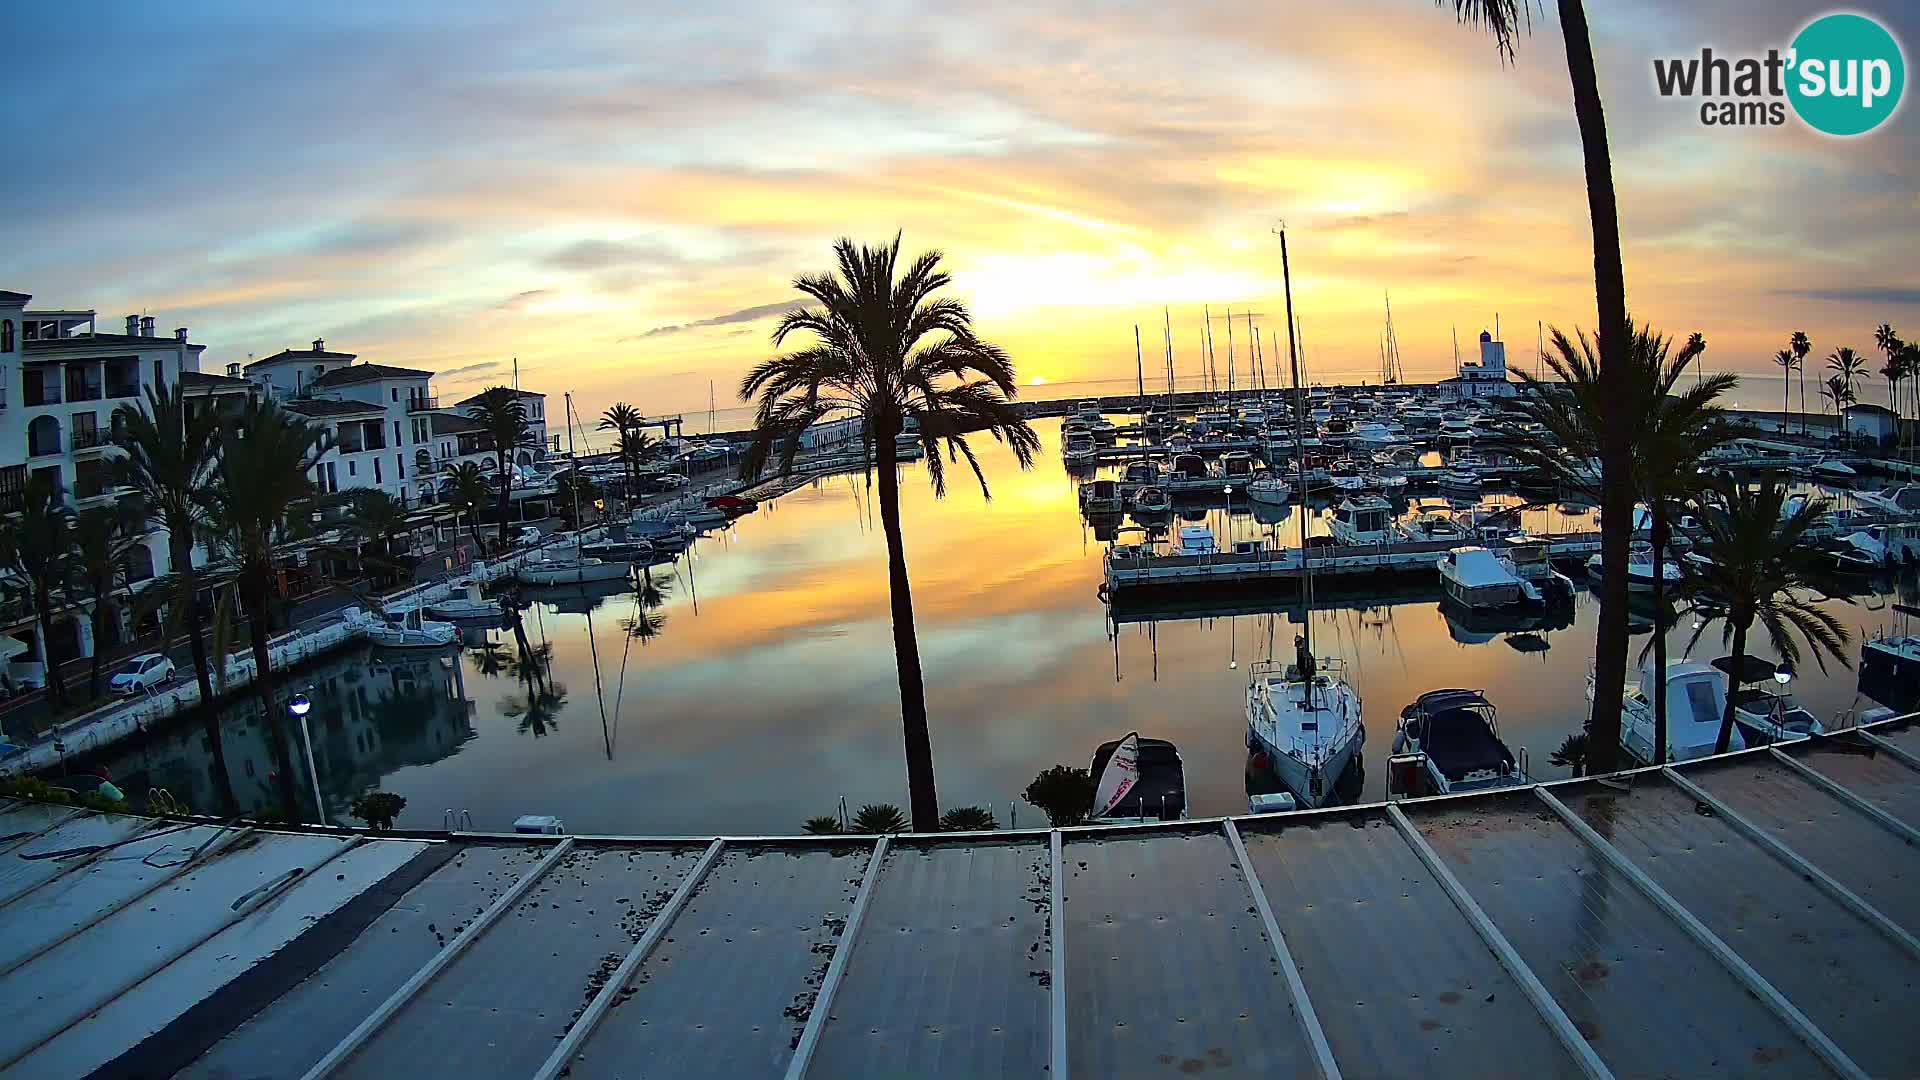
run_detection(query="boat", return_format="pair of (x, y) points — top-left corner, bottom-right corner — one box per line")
(1089, 732), (1188, 823)
(1131, 486), (1172, 515)
(1164, 432), (1194, 454)
(1079, 479), (1124, 515)
(1348, 421), (1404, 449)
(676, 506), (732, 528)
(628, 514), (698, 547)
(1168, 453), (1208, 481)
(343, 606), (457, 649)
(1219, 450), (1256, 481)
(1404, 512), (1468, 544)
(1855, 484), (1920, 519)
(1371, 470), (1409, 495)
(1328, 496), (1399, 545)
(1076, 399), (1104, 422)
(1436, 419), (1479, 446)
(1330, 459), (1367, 493)
(579, 536), (659, 563)
(1438, 458), (1483, 494)
(1712, 655), (1823, 746)
(1090, 417), (1118, 439)
(1063, 431), (1097, 464)
(1589, 658), (1737, 764)
(1246, 474), (1292, 506)
(1174, 524), (1217, 556)
(1499, 536), (1577, 602)
(1811, 457), (1858, 479)
(1436, 547), (1529, 609)
(1861, 604), (1920, 709)
(1586, 539), (1683, 593)
(515, 555), (632, 587)
(1247, 655), (1365, 809)
(1122, 460), (1164, 488)
(426, 580), (504, 621)
(1389, 689), (1526, 797)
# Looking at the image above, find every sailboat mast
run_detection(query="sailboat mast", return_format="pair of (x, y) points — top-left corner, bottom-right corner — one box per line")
(1247, 310), (1260, 392)
(1203, 306), (1217, 399)
(565, 391), (582, 523)
(1163, 307), (1174, 408)
(1133, 324), (1145, 416)
(1226, 306), (1235, 402)
(1276, 226), (1312, 698)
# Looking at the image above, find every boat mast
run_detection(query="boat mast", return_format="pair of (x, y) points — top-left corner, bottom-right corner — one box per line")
(1163, 307), (1174, 410)
(1247, 309), (1261, 393)
(1276, 224), (1313, 706)
(1133, 324), (1145, 425)
(1203, 306), (1217, 401)
(1226, 306), (1235, 404)
(565, 391), (582, 525)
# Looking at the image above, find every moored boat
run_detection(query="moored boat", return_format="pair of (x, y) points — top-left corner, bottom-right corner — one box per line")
(1247, 653), (1364, 809)
(343, 606), (457, 649)
(1389, 689), (1526, 797)
(426, 580), (503, 621)
(1436, 546), (1529, 610)
(516, 555), (632, 587)
(1246, 474), (1292, 506)
(1089, 732), (1188, 823)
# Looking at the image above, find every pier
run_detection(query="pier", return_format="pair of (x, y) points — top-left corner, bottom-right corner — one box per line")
(1104, 532), (1604, 595)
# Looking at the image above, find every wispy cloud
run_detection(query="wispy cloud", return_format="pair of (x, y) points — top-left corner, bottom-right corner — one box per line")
(435, 360), (505, 379)
(1775, 287), (1920, 307)
(635, 300), (805, 340)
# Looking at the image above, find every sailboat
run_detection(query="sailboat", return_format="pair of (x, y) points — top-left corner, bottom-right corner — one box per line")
(1245, 225), (1366, 809)
(1089, 731), (1189, 824)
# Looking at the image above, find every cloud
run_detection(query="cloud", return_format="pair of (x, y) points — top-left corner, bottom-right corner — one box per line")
(492, 289), (550, 313)
(435, 360), (505, 379)
(635, 300), (805, 340)
(1775, 287), (1920, 307)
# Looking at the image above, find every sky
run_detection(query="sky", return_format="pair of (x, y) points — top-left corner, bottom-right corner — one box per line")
(5, 1), (1916, 420)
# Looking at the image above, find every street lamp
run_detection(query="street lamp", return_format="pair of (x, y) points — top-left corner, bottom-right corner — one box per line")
(287, 690), (325, 825)
(1774, 663), (1794, 686)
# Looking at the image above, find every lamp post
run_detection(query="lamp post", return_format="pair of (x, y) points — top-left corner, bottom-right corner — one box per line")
(287, 689), (325, 824)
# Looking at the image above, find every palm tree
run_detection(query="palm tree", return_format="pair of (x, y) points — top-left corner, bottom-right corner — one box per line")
(738, 235), (1041, 830)
(1790, 331), (1812, 434)
(1902, 342), (1920, 462)
(470, 389), (533, 548)
(1549, 732), (1589, 777)
(599, 403), (643, 502)
(1875, 324), (1904, 454)
(1828, 347), (1868, 435)
(71, 504), (146, 699)
(1501, 319), (1730, 765)
(1821, 374), (1853, 430)
(618, 429), (655, 491)
(851, 803), (908, 834)
(205, 399), (332, 821)
(111, 383), (232, 810)
(1772, 348), (1797, 435)
(1682, 475), (1850, 754)
(341, 490), (415, 588)
(443, 461), (493, 551)
(0, 474), (76, 708)
(1441, 0), (1635, 774)
(554, 469), (598, 529)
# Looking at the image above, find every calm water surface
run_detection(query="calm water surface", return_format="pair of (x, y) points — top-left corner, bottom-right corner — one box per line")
(90, 418), (1917, 833)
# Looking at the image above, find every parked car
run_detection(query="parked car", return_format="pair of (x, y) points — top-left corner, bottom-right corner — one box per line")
(110, 653), (176, 695)
(706, 495), (757, 513)
(643, 473), (690, 493)
(514, 526), (544, 548)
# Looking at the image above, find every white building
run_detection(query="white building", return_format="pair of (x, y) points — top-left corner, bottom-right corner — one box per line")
(1844, 403), (1899, 447)
(1439, 330), (1518, 401)
(452, 386), (552, 465)
(247, 342), (441, 504)
(0, 294), (250, 685)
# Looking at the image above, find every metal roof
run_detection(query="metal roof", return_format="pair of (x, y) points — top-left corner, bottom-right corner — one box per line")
(4, 713), (1918, 1080)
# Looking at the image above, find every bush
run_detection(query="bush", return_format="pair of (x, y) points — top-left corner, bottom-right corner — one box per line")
(349, 791), (408, 830)
(850, 803), (908, 834)
(801, 815), (844, 835)
(1022, 765), (1094, 827)
(939, 806), (997, 831)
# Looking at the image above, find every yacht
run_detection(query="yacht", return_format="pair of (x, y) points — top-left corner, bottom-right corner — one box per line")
(1499, 537), (1577, 602)
(1076, 399), (1104, 422)
(343, 606), (457, 649)
(579, 535), (659, 564)
(1080, 479), (1124, 514)
(1247, 656), (1365, 808)
(1404, 512), (1468, 544)
(1089, 733), (1188, 823)
(1348, 421), (1404, 450)
(1063, 431), (1097, 464)
(1090, 417), (1119, 439)
(1436, 547), (1530, 609)
(1164, 432), (1194, 454)
(1588, 658), (1737, 764)
(515, 554), (632, 587)
(1586, 540), (1683, 593)
(1174, 524), (1217, 556)
(1220, 450), (1257, 481)
(1436, 419), (1479, 446)
(1246, 474), (1292, 506)
(1389, 689), (1526, 797)
(1329, 459), (1367, 493)
(1328, 496), (1400, 546)
(1861, 605), (1920, 709)
(1122, 459), (1164, 488)
(1713, 655), (1823, 746)
(426, 580), (504, 622)
(1371, 469), (1410, 495)
(1131, 485), (1172, 515)
(1811, 457), (1858, 479)
(1856, 484), (1920, 518)
(1169, 453), (1209, 481)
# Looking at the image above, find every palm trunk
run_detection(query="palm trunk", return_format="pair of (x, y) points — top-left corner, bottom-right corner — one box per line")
(1559, 0), (1628, 774)
(33, 589), (68, 708)
(1715, 617), (1750, 754)
(1783, 374), (1791, 436)
(243, 564), (300, 821)
(873, 417), (938, 832)
(1649, 509), (1669, 765)
(495, 452), (513, 549)
(172, 531), (237, 815)
(1799, 366), (1807, 435)
(88, 598), (108, 700)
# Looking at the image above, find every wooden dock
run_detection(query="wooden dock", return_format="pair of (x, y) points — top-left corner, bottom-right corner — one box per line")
(1103, 532), (1604, 594)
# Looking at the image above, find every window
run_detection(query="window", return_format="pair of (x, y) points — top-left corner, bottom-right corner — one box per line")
(392, 388), (399, 402)
(153, 360), (163, 388)
(1, 319), (12, 352)
(394, 421), (401, 445)
(397, 454), (404, 480)
(348, 460), (356, 477)
(374, 458), (382, 484)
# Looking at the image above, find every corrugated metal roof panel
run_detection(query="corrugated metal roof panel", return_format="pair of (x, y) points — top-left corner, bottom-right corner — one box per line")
(12, 837), (429, 1079)
(1683, 756), (1920, 932)
(1560, 775), (1920, 1076)
(563, 843), (872, 1080)
(0, 800), (82, 844)
(178, 840), (553, 1080)
(1409, 791), (1834, 1079)
(1240, 810), (1583, 1080)
(1784, 737), (1920, 829)
(0, 812), (148, 906)
(335, 843), (702, 1080)
(807, 837), (1052, 1079)
(1062, 827), (1313, 1079)
(0, 830), (353, 1068)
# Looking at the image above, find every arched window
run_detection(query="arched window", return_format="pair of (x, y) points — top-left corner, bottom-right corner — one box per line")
(27, 415), (61, 457)
(516, 449), (532, 466)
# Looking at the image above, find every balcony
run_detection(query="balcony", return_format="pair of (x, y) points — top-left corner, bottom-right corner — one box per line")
(407, 396), (440, 412)
(65, 381), (104, 404)
(106, 381), (141, 400)
(23, 384), (62, 407)
(70, 428), (114, 452)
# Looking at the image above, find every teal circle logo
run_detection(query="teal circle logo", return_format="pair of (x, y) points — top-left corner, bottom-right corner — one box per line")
(1788, 13), (1905, 136)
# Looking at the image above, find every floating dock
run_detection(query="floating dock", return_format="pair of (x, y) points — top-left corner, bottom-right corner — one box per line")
(1104, 532), (1604, 595)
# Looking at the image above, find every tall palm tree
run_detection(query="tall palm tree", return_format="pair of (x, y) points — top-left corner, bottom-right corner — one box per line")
(341, 490), (415, 588)
(0, 474), (76, 708)
(618, 428), (655, 494)
(72, 503), (146, 699)
(1874, 324), (1904, 453)
(554, 469), (598, 529)
(1902, 342), (1920, 462)
(1681, 475), (1849, 754)
(205, 399), (331, 821)
(1442, 0), (1635, 773)
(111, 383), (232, 810)
(1772, 348), (1797, 435)
(443, 461), (493, 551)
(1827, 347), (1868, 433)
(1790, 331), (1812, 434)
(1502, 321), (1732, 763)
(471, 390), (533, 548)
(738, 235), (1041, 830)
(1821, 374), (1852, 430)
(599, 403), (642, 502)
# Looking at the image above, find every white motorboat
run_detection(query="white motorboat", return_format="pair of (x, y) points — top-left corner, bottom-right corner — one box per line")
(1131, 485), (1172, 515)
(1246, 474), (1292, 506)
(427, 579), (504, 621)
(1436, 547), (1529, 610)
(1499, 537), (1577, 602)
(1586, 539), (1683, 593)
(1174, 524), (1217, 556)
(1079, 479), (1124, 515)
(1811, 457), (1858, 479)
(1164, 432), (1194, 454)
(1247, 656), (1364, 809)
(1855, 484), (1920, 519)
(1389, 689), (1526, 797)
(344, 606), (457, 649)
(1063, 431), (1097, 464)
(1712, 655), (1823, 746)
(1348, 421), (1404, 449)
(1404, 512), (1468, 544)
(1089, 732), (1188, 823)
(1588, 658), (1737, 764)
(1861, 603), (1920, 710)
(1371, 470), (1409, 494)
(1328, 496), (1399, 546)
(516, 555), (632, 587)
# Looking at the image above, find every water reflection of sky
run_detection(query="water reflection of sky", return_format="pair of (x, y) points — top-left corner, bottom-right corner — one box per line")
(94, 419), (1920, 835)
